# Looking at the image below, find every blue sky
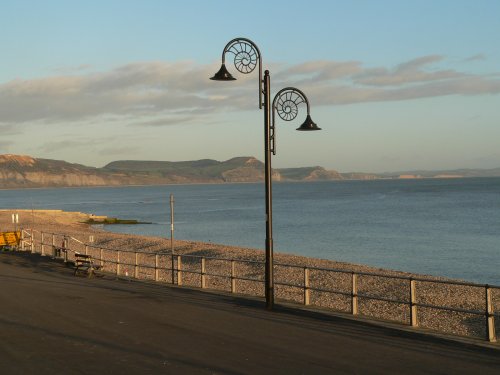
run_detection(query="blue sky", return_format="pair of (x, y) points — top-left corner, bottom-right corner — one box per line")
(0, 0), (499, 172)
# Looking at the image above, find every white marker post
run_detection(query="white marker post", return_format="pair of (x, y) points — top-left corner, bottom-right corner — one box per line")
(12, 213), (19, 232)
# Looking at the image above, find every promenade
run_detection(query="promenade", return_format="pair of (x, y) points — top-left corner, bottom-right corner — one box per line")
(1, 252), (499, 374)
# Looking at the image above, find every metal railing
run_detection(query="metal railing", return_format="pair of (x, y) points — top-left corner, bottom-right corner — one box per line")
(21, 229), (498, 343)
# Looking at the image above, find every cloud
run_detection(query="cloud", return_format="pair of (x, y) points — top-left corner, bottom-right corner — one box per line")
(396, 55), (444, 70)
(306, 75), (500, 107)
(462, 54), (486, 62)
(352, 55), (465, 86)
(0, 124), (22, 135)
(0, 61), (225, 124)
(37, 136), (115, 153)
(275, 60), (364, 82)
(0, 56), (498, 126)
(97, 145), (142, 156)
(131, 115), (202, 127)
(282, 55), (500, 107)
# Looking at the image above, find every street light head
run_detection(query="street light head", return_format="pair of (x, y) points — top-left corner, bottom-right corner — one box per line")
(210, 63), (236, 81)
(273, 87), (320, 130)
(296, 114), (321, 131)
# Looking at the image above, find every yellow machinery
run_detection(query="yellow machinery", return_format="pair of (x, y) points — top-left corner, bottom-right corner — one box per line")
(0, 231), (21, 248)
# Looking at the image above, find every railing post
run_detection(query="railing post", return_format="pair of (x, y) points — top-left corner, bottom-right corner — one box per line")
(231, 261), (236, 293)
(177, 255), (182, 286)
(116, 250), (120, 276)
(155, 254), (159, 282)
(486, 285), (497, 342)
(63, 238), (68, 263)
(41, 232), (45, 256)
(134, 252), (139, 279)
(410, 279), (418, 327)
(51, 234), (55, 254)
(304, 267), (310, 306)
(201, 258), (206, 288)
(40, 232), (45, 257)
(31, 230), (34, 253)
(100, 248), (104, 268)
(20, 230), (25, 250)
(85, 245), (88, 256)
(352, 272), (358, 315)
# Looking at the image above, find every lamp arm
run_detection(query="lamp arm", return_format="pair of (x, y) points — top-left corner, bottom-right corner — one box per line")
(270, 87), (312, 154)
(221, 37), (263, 109)
(271, 98), (277, 155)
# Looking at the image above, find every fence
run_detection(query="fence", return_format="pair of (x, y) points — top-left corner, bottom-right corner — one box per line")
(20, 229), (498, 343)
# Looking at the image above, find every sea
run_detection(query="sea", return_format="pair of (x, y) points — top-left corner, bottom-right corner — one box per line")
(1, 178), (499, 285)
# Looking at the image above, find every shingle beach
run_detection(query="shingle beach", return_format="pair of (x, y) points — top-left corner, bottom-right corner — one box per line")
(1, 209), (498, 342)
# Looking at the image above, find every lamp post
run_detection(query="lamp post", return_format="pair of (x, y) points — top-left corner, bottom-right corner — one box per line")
(211, 38), (320, 310)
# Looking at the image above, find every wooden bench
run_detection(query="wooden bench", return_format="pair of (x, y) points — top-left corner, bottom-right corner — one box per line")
(74, 253), (98, 277)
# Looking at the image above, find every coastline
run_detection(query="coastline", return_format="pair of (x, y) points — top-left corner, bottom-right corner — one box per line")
(2, 175), (498, 192)
(0, 209), (410, 273)
(0, 208), (451, 279)
(1, 208), (495, 285)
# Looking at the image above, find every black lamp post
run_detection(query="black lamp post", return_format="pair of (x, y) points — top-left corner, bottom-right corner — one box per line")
(211, 38), (320, 310)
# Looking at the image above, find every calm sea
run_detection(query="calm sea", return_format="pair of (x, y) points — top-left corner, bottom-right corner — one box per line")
(1, 178), (499, 285)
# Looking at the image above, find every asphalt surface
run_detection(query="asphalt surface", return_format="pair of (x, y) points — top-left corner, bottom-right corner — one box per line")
(0, 252), (499, 374)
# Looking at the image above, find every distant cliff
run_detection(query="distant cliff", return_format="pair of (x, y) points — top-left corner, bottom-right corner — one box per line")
(104, 156), (346, 183)
(2, 154), (499, 189)
(0, 154), (345, 188)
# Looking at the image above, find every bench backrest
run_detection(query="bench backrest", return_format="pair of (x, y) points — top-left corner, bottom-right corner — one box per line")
(75, 253), (91, 259)
(75, 253), (93, 265)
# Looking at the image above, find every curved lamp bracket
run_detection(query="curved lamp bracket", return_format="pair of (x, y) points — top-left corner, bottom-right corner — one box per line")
(221, 38), (263, 109)
(271, 87), (311, 155)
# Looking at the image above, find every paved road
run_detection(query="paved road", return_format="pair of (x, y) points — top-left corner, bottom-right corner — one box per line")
(0, 252), (499, 374)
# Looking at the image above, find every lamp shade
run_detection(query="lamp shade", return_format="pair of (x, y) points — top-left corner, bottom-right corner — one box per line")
(210, 64), (236, 81)
(296, 114), (321, 131)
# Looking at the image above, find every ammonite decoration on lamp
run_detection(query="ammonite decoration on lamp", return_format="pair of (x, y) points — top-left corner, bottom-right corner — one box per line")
(210, 37), (263, 109)
(271, 87), (320, 154)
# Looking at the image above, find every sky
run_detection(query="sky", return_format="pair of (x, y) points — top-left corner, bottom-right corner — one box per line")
(0, 0), (499, 173)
